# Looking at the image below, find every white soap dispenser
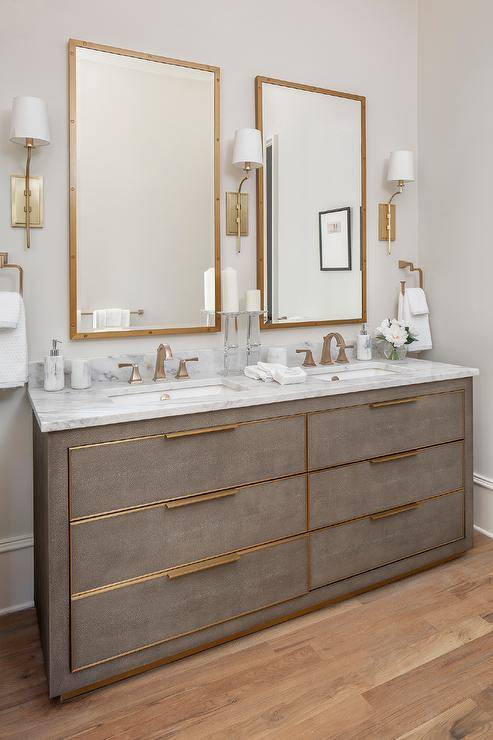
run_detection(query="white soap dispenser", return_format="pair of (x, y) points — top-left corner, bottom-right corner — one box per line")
(356, 324), (372, 361)
(44, 339), (65, 391)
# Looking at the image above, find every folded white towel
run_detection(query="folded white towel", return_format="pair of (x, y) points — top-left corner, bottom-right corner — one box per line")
(406, 288), (429, 316)
(0, 295), (28, 388)
(398, 289), (432, 351)
(92, 310), (107, 330)
(121, 309), (130, 328)
(244, 362), (306, 385)
(0, 292), (21, 329)
(106, 308), (122, 327)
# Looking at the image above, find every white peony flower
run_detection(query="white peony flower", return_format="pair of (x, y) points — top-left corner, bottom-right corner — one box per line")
(383, 322), (407, 347)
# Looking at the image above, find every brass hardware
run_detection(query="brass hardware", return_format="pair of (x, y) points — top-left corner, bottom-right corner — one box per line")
(226, 192), (248, 237)
(398, 259), (424, 289)
(370, 397), (419, 409)
(165, 423), (239, 439)
(296, 348), (316, 367)
(118, 362), (143, 384)
(166, 553), (241, 580)
(153, 343), (173, 382)
(176, 356), (198, 379)
(160, 393), (171, 400)
(320, 333), (349, 365)
(370, 502), (420, 520)
(369, 450), (418, 464)
(164, 489), (238, 509)
(379, 179), (405, 255)
(0, 252), (23, 296)
(68, 39), (222, 340)
(11, 174), (43, 230)
(256, 76), (367, 331)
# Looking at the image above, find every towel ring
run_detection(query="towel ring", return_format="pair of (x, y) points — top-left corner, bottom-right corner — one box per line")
(398, 259), (423, 290)
(0, 252), (23, 296)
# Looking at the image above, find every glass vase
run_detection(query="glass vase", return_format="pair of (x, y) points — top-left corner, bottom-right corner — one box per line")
(383, 343), (408, 361)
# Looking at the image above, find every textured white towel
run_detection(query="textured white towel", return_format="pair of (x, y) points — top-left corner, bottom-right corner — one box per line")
(244, 362), (306, 385)
(406, 287), (429, 316)
(92, 310), (107, 330)
(398, 289), (432, 351)
(0, 295), (28, 388)
(0, 292), (21, 329)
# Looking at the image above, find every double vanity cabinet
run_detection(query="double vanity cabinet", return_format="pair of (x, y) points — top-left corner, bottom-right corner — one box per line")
(32, 366), (473, 699)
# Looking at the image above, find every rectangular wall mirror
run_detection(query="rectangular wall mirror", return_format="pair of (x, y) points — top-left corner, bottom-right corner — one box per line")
(256, 76), (366, 329)
(69, 39), (220, 339)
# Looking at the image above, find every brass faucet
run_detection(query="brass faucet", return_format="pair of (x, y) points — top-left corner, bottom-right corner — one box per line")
(296, 348), (317, 367)
(320, 333), (350, 365)
(176, 357), (199, 379)
(153, 343), (173, 382)
(118, 362), (143, 384)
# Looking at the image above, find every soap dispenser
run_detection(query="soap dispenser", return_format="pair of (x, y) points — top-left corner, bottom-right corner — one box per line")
(44, 339), (65, 391)
(356, 324), (372, 361)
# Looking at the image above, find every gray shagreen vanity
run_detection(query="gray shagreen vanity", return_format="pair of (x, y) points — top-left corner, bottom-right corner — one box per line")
(30, 359), (476, 699)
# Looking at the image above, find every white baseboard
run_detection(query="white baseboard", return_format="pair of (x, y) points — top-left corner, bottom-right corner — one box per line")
(474, 524), (493, 540)
(0, 600), (34, 617)
(0, 534), (34, 616)
(474, 473), (493, 492)
(0, 533), (33, 555)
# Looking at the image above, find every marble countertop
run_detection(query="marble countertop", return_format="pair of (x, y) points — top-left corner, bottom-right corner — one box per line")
(28, 358), (479, 433)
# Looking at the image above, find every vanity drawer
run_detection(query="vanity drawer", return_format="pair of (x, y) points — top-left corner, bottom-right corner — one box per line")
(309, 441), (463, 529)
(69, 414), (306, 519)
(71, 535), (308, 670)
(310, 490), (464, 589)
(71, 475), (307, 594)
(308, 390), (464, 470)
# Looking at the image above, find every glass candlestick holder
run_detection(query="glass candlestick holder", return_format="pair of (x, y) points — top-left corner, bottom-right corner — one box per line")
(219, 311), (241, 375)
(246, 311), (262, 365)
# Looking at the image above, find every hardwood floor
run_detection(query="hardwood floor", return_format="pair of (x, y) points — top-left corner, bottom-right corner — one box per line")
(2, 533), (493, 739)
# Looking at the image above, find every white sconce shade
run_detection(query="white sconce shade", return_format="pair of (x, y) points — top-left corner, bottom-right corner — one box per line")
(232, 128), (263, 170)
(10, 96), (50, 146)
(387, 150), (414, 183)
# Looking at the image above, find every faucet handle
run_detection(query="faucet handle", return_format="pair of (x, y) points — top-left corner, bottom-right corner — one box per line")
(118, 363), (143, 384)
(296, 348), (317, 367)
(176, 357), (198, 379)
(335, 339), (350, 364)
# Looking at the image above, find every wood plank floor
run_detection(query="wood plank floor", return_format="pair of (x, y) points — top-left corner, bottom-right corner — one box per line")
(2, 533), (493, 739)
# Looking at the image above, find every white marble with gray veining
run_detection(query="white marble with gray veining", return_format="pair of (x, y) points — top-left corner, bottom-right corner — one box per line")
(28, 355), (479, 433)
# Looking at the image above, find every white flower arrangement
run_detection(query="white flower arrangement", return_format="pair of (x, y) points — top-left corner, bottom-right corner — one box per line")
(375, 318), (417, 360)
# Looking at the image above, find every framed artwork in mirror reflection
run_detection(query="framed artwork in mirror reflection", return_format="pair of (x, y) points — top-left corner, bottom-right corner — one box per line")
(319, 206), (351, 271)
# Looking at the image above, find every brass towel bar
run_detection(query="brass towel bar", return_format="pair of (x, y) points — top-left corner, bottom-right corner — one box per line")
(0, 252), (23, 296)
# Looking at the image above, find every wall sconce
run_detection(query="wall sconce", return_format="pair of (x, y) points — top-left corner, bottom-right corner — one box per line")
(10, 96), (51, 249)
(378, 150), (415, 255)
(226, 128), (263, 253)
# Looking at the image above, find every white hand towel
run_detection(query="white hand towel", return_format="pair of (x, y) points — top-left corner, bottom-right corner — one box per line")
(406, 288), (429, 316)
(398, 288), (432, 351)
(92, 310), (107, 330)
(106, 309), (122, 327)
(0, 295), (28, 388)
(0, 292), (21, 329)
(244, 364), (273, 382)
(121, 309), (130, 328)
(271, 365), (306, 385)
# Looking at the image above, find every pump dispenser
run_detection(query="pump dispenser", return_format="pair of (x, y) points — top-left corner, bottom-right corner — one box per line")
(356, 324), (372, 361)
(44, 339), (65, 391)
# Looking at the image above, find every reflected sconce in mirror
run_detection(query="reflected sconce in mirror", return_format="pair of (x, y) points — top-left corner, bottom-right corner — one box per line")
(226, 128), (263, 253)
(378, 150), (415, 255)
(9, 96), (50, 248)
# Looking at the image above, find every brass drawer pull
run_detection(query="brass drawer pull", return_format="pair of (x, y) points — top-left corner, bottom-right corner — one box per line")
(165, 423), (239, 439)
(166, 553), (240, 580)
(369, 450), (418, 464)
(370, 502), (420, 520)
(369, 397), (419, 409)
(165, 489), (238, 509)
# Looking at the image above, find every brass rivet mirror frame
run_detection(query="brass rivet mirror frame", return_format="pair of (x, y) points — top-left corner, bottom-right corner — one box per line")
(68, 39), (221, 340)
(255, 76), (367, 331)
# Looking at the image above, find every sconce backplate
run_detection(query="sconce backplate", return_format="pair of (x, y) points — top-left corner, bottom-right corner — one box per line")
(226, 192), (248, 236)
(378, 203), (396, 241)
(11, 175), (43, 228)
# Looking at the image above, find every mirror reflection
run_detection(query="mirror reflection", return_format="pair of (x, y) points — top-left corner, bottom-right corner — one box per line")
(257, 77), (366, 328)
(70, 41), (220, 338)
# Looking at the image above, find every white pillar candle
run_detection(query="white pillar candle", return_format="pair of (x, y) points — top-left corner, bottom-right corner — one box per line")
(221, 267), (239, 313)
(70, 359), (91, 389)
(245, 289), (261, 312)
(203, 268), (215, 312)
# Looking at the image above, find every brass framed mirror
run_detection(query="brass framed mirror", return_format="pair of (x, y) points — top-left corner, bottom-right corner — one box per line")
(69, 39), (221, 339)
(256, 76), (366, 330)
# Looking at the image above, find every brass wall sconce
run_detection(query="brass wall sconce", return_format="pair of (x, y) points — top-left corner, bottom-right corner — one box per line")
(378, 150), (415, 255)
(226, 128), (263, 253)
(10, 96), (50, 248)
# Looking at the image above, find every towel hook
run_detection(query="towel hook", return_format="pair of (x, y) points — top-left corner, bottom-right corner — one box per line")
(398, 260), (423, 290)
(0, 252), (23, 296)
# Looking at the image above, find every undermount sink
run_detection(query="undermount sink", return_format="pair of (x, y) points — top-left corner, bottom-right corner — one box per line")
(108, 378), (243, 407)
(309, 362), (410, 383)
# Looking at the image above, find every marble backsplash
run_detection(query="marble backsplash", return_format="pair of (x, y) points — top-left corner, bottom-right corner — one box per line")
(28, 340), (361, 388)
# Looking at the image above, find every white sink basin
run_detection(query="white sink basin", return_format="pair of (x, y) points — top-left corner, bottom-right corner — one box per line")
(108, 378), (243, 407)
(309, 362), (410, 383)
